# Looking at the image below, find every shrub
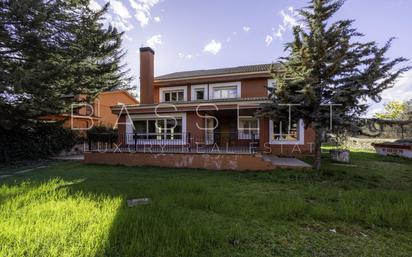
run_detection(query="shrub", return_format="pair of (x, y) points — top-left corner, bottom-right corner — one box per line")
(86, 126), (118, 144)
(0, 122), (78, 163)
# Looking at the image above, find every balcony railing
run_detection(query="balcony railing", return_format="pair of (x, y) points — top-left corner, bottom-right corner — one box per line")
(87, 131), (260, 154)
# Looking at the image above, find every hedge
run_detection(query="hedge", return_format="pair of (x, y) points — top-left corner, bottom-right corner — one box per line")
(0, 122), (78, 163)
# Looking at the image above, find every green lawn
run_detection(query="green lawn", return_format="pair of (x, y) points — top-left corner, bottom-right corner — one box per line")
(1, 151), (412, 257)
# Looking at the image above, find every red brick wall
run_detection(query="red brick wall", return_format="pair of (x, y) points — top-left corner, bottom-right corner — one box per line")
(241, 78), (268, 98)
(84, 152), (276, 171)
(154, 78), (270, 103)
(186, 111), (205, 147)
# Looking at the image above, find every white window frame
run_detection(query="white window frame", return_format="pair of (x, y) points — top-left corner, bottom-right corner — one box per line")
(159, 86), (187, 102)
(126, 113), (187, 145)
(269, 119), (305, 145)
(191, 84), (208, 100)
(267, 79), (275, 96)
(238, 116), (260, 139)
(209, 81), (241, 100)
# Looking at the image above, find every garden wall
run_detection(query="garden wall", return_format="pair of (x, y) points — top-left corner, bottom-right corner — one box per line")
(84, 152), (276, 171)
(344, 137), (397, 150)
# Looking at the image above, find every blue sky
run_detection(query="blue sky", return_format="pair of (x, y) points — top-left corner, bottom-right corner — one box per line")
(90, 0), (412, 116)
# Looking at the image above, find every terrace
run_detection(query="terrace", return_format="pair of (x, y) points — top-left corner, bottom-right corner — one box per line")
(87, 131), (260, 154)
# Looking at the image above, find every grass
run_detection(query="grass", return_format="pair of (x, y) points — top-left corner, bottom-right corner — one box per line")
(1, 151), (412, 256)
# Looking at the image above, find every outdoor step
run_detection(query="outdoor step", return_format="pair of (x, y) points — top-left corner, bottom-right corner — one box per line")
(260, 154), (312, 169)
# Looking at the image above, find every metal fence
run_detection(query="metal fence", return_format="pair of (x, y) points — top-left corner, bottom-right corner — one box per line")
(87, 131), (260, 154)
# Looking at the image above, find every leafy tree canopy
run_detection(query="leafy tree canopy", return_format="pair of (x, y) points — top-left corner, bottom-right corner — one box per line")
(374, 101), (409, 120)
(0, 0), (131, 130)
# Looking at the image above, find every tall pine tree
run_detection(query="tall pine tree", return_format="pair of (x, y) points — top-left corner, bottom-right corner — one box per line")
(258, 0), (410, 169)
(0, 0), (130, 130)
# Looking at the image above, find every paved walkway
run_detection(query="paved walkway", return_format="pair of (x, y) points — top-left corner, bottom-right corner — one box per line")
(51, 155), (84, 161)
(261, 155), (312, 169)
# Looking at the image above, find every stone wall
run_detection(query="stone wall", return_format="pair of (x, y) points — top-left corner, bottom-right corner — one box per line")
(344, 137), (397, 150)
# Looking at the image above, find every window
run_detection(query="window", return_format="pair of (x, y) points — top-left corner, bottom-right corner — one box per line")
(272, 120), (299, 141)
(166, 119), (182, 139)
(239, 118), (259, 139)
(160, 86), (187, 102)
(133, 118), (183, 140)
(191, 85), (207, 100)
(163, 90), (184, 102)
(194, 89), (205, 100)
(213, 86), (237, 99)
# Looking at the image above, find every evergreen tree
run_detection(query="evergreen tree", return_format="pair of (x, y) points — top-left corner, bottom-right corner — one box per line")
(0, 0), (130, 130)
(258, 0), (410, 169)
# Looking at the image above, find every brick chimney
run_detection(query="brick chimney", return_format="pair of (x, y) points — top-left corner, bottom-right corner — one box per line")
(139, 47), (155, 104)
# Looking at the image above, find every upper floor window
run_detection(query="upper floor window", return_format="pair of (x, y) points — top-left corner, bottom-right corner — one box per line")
(213, 86), (237, 99)
(164, 90), (184, 102)
(159, 86), (187, 102)
(209, 82), (240, 99)
(191, 84), (207, 100)
(195, 88), (205, 100)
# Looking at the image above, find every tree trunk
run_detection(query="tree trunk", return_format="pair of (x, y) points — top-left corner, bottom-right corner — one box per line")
(313, 128), (322, 170)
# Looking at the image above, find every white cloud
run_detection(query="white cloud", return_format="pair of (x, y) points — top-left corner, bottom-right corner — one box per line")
(146, 34), (162, 49)
(178, 52), (193, 59)
(123, 34), (133, 41)
(154, 16), (161, 22)
(98, 0), (134, 32)
(129, 0), (161, 28)
(242, 26), (250, 32)
(104, 13), (134, 31)
(265, 35), (273, 46)
(365, 70), (412, 117)
(381, 70), (412, 102)
(89, 0), (101, 11)
(203, 40), (222, 55)
(110, 0), (132, 19)
(135, 11), (150, 27)
(268, 6), (301, 41)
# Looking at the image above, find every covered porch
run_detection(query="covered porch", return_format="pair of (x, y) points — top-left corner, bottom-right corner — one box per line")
(89, 106), (262, 154)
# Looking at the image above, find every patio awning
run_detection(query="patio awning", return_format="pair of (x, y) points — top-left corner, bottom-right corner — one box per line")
(111, 97), (270, 114)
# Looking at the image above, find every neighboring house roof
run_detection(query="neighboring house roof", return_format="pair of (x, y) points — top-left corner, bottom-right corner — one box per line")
(60, 90), (138, 104)
(99, 90), (139, 104)
(155, 63), (279, 81)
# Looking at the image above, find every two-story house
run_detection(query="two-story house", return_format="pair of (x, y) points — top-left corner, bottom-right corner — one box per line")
(85, 47), (314, 170)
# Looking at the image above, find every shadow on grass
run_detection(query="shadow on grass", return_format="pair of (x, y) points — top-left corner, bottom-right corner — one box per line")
(1, 154), (412, 257)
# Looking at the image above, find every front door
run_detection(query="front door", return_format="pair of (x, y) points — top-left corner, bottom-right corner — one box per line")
(216, 117), (237, 147)
(219, 122), (231, 146)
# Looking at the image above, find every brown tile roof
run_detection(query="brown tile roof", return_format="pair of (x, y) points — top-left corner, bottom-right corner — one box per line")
(155, 63), (279, 81)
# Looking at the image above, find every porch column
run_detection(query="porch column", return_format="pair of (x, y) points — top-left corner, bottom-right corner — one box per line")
(117, 115), (127, 147)
(259, 118), (269, 152)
